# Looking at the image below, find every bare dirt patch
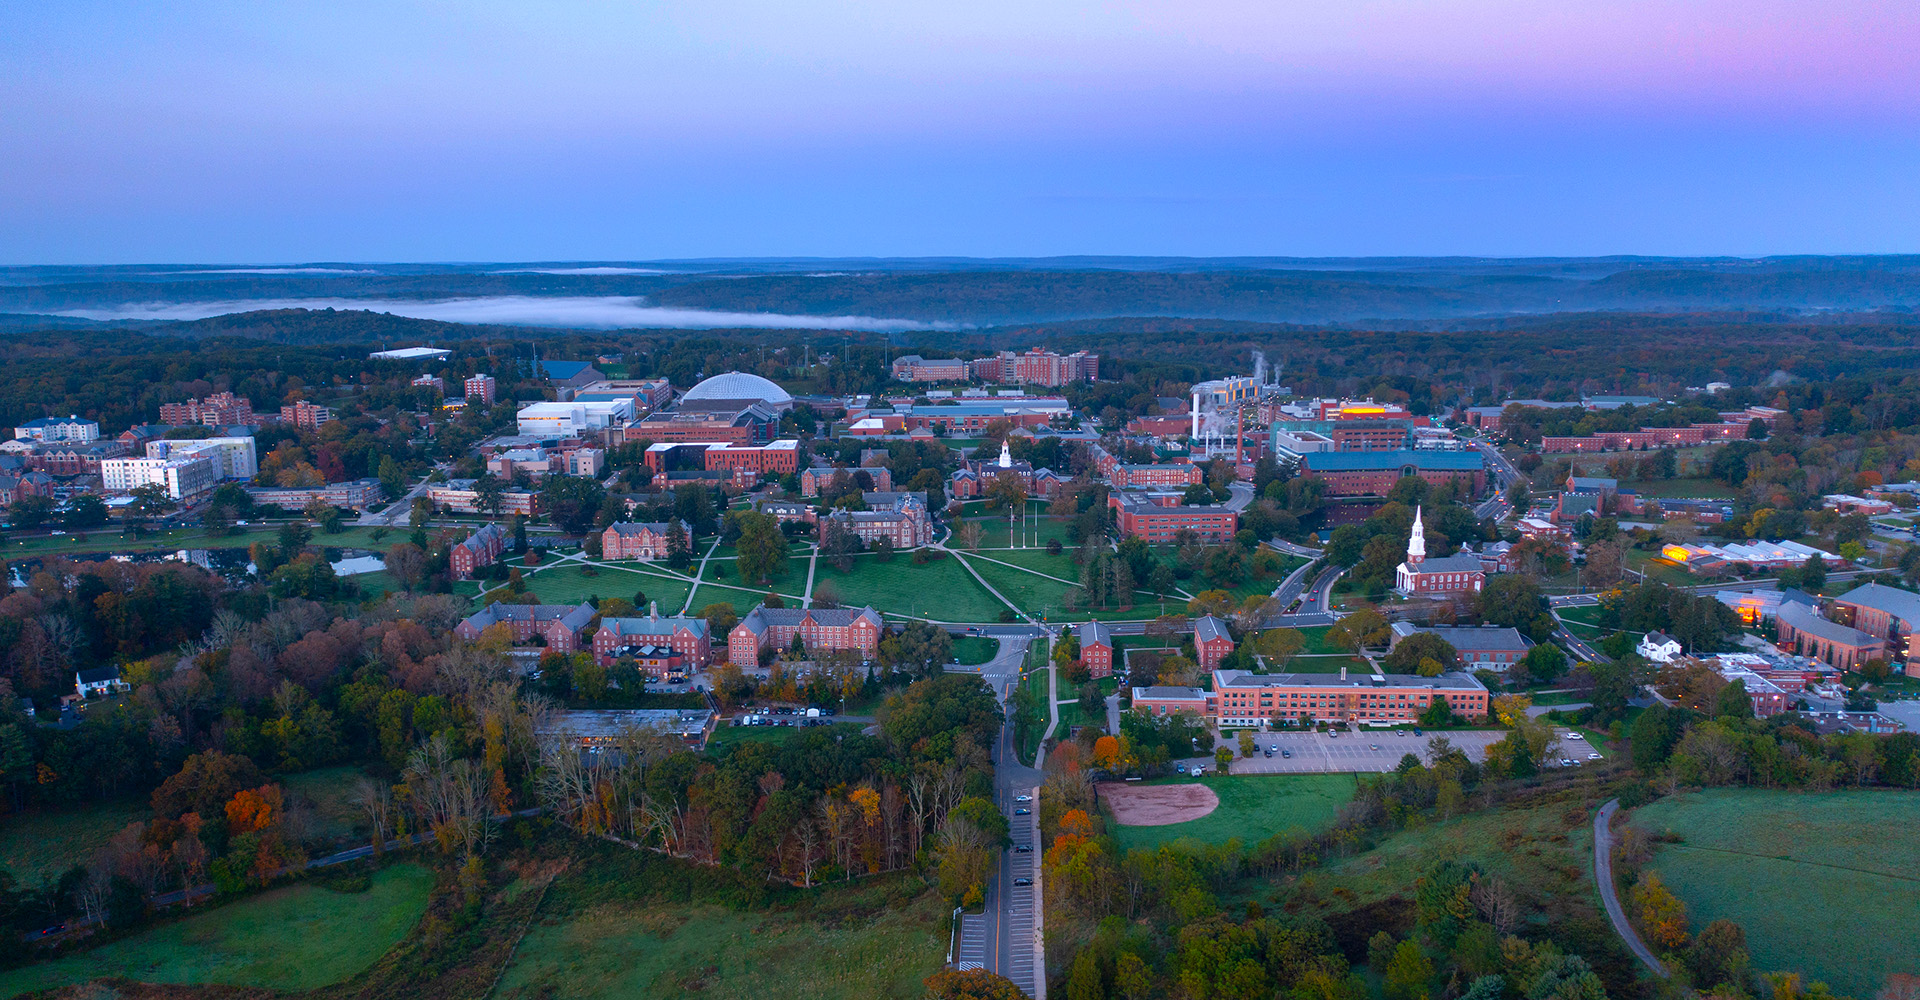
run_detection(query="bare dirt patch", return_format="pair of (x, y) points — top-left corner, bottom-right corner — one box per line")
(1098, 782), (1221, 826)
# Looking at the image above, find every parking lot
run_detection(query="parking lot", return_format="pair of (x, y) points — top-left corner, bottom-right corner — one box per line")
(1179, 728), (1604, 774)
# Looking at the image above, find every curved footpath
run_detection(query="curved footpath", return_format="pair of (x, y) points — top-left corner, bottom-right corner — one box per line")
(1592, 799), (1669, 979)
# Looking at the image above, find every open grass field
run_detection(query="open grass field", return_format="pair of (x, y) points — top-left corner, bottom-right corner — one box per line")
(1632, 788), (1920, 996)
(0, 863), (435, 996)
(952, 635), (999, 665)
(1278, 790), (1607, 944)
(966, 512), (1076, 550)
(0, 523), (403, 561)
(1621, 476), (1740, 500)
(1554, 605), (1611, 629)
(815, 554), (1006, 622)
(519, 560), (695, 612)
(496, 883), (947, 1000)
(1624, 549), (1700, 587)
(1108, 773), (1356, 854)
(0, 798), (148, 885)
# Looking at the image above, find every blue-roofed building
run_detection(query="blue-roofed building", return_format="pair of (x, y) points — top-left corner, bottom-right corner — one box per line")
(533, 360), (606, 389)
(1298, 449), (1486, 497)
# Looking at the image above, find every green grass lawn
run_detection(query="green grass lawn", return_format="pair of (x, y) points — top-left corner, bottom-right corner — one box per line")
(0, 523), (404, 561)
(1624, 549), (1700, 587)
(815, 553), (1006, 622)
(0, 863), (435, 995)
(0, 798), (148, 886)
(531, 561), (695, 612)
(1273, 654), (1372, 674)
(1554, 605), (1609, 628)
(952, 635), (999, 665)
(1278, 791), (1604, 940)
(1109, 773), (1357, 854)
(1631, 788), (1920, 996)
(1621, 476), (1740, 500)
(706, 722), (865, 754)
(496, 882), (946, 1000)
(967, 512), (1075, 550)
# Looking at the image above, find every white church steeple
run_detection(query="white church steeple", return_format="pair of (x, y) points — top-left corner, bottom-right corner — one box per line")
(998, 438), (1013, 469)
(1406, 505), (1426, 566)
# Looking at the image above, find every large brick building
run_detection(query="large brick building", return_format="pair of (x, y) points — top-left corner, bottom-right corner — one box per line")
(602, 520), (690, 561)
(1825, 583), (1920, 675)
(1109, 462), (1202, 489)
(159, 392), (256, 427)
(801, 463), (893, 497)
(727, 605), (884, 666)
(450, 523), (507, 580)
(1298, 450), (1486, 498)
(821, 491), (934, 548)
(279, 400), (335, 431)
(246, 477), (385, 511)
(631, 403), (780, 444)
(593, 607), (712, 674)
(969, 349), (1098, 387)
(948, 440), (1067, 500)
(464, 374), (497, 404)
(1208, 669), (1491, 728)
(890, 356), (970, 382)
(455, 601), (597, 653)
(1775, 603), (1885, 670)
(1107, 490), (1239, 543)
(1388, 622), (1533, 670)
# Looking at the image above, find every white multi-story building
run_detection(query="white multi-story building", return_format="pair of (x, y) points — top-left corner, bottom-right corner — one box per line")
(144, 437), (258, 480)
(515, 399), (636, 438)
(101, 455), (218, 500)
(14, 415), (100, 443)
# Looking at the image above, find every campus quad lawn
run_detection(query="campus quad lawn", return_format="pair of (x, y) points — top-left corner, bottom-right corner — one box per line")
(0, 863), (435, 996)
(0, 524), (402, 561)
(813, 554), (1005, 622)
(0, 798), (148, 884)
(1109, 773), (1357, 854)
(968, 512), (1076, 551)
(517, 561), (695, 612)
(1620, 476), (1740, 499)
(1632, 788), (1920, 997)
(951, 635), (999, 665)
(496, 877), (946, 1000)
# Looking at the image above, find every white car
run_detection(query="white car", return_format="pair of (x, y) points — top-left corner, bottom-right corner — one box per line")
(1588, 752), (1603, 760)
(1014, 794), (1031, 803)
(1566, 733), (1584, 740)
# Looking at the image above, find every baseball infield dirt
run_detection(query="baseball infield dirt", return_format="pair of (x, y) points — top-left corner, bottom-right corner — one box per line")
(1098, 782), (1221, 826)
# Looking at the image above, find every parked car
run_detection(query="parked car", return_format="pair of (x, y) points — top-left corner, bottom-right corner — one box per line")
(1369, 744), (1380, 751)
(1561, 758), (1576, 767)
(1014, 794), (1032, 802)
(1014, 877), (1033, 887)
(1014, 844), (1032, 853)
(1588, 752), (1603, 760)
(1014, 807), (1030, 815)
(1566, 733), (1584, 740)
(1281, 749), (1291, 758)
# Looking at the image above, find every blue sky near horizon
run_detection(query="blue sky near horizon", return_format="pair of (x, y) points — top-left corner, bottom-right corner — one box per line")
(2, 2), (1917, 263)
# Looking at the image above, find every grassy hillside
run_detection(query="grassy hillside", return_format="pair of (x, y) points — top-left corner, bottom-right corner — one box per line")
(0, 863), (435, 996)
(1631, 788), (1920, 996)
(1109, 773), (1356, 854)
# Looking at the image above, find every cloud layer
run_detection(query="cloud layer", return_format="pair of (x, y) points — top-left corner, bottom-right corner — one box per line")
(54, 295), (946, 332)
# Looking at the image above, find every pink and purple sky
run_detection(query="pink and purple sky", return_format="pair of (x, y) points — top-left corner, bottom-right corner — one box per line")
(2, 1), (1916, 261)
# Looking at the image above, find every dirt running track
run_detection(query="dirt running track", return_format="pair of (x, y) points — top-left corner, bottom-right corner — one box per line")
(1098, 782), (1221, 826)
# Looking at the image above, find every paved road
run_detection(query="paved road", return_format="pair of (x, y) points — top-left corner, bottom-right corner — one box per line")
(982, 712), (1046, 998)
(1593, 799), (1669, 978)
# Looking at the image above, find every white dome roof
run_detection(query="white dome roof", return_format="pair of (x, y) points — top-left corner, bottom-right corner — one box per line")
(683, 371), (793, 405)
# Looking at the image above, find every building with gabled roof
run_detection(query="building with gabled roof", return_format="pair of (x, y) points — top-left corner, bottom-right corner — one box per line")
(592, 605), (712, 674)
(1395, 506), (1487, 597)
(602, 520), (690, 561)
(1077, 621), (1114, 678)
(1193, 614), (1234, 670)
(1826, 582), (1920, 675)
(727, 604), (884, 666)
(450, 523), (507, 580)
(1775, 603), (1885, 671)
(455, 601), (597, 653)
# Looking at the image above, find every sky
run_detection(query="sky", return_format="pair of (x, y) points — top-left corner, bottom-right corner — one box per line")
(2, 1), (1917, 262)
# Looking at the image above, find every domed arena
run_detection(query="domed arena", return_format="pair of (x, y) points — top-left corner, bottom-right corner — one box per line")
(680, 371), (794, 411)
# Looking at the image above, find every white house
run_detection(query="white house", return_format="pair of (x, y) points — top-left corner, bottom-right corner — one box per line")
(1637, 631), (1684, 663)
(75, 666), (130, 699)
